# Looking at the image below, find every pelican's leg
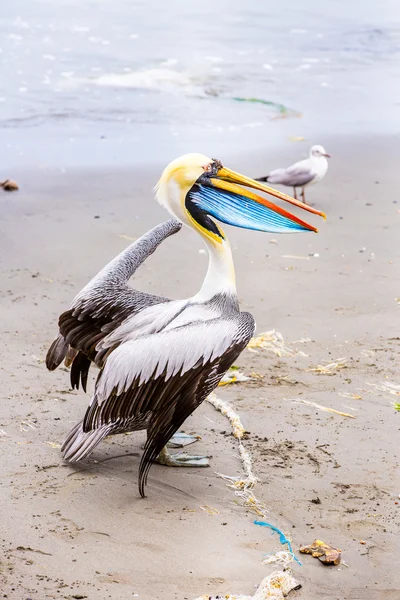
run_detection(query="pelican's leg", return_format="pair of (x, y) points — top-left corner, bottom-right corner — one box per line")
(155, 445), (210, 468)
(293, 187), (297, 200)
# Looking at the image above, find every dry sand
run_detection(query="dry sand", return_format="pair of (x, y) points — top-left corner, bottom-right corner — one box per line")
(1, 136), (399, 599)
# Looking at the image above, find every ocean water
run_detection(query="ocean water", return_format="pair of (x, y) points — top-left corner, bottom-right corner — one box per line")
(0, 0), (399, 169)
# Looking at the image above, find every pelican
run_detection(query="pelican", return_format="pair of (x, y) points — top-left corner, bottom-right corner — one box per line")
(46, 154), (325, 496)
(256, 145), (330, 204)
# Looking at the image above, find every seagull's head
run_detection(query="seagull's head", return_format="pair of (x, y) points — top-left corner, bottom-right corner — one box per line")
(310, 145), (330, 159)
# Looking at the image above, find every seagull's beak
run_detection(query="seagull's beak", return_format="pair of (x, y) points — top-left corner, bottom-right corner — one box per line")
(323, 153), (331, 158)
(189, 165), (325, 234)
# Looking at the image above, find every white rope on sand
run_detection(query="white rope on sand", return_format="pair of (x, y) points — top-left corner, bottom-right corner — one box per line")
(191, 393), (301, 600)
(193, 571), (300, 600)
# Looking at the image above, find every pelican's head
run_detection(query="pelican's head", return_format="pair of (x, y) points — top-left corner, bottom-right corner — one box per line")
(156, 153), (325, 244)
(310, 145), (330, 158)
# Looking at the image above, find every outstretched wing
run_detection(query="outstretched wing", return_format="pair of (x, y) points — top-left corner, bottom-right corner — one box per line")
(46, 219), (182, 390)
(63, 312), (255, 496)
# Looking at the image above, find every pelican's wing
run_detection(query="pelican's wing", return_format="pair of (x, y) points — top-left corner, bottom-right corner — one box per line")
(46, 219), (182, 391)
(267, 160), (315, 187)
(62, 312), (255, 496)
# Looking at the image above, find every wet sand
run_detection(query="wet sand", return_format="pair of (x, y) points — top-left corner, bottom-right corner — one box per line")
(1, 135), (400, 599)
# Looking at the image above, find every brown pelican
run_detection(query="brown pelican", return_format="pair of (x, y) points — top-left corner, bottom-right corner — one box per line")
(256, 145), (330, 204)
(46, 154), (325, 496)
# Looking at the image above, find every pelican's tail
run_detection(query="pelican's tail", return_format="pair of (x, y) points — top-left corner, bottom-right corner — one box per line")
(255, 175), (269, 182)
(62, 421), (111, 462)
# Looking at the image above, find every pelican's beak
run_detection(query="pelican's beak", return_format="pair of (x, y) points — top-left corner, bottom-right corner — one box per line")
(191, 165), (326, 234)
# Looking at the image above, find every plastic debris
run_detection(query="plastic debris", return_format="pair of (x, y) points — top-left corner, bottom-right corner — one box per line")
(306, 358), (347, 374)
(262, 551), (295, 566)
(219, 368), (250, 386)
(247, 330), (308, 358)
(255, 521), (301, 566)
(1, 179), (19, 191)
(299, 539), (341, 565)
(232, 97), (301, 120)
(193, 571), (301, 600)
(292, 398), (355, 419)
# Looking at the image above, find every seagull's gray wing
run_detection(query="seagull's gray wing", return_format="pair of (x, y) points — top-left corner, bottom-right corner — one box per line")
(46, 219), (182, 391)
(61, 312), (255, 496)
(267, 165), (316, 188)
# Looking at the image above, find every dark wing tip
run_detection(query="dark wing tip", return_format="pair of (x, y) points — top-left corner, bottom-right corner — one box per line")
(45, 335), (68, 371)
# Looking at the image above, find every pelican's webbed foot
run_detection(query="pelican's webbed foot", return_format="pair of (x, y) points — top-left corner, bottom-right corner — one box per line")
(166, 432), (201, 448)
(155, 446), (210, 468)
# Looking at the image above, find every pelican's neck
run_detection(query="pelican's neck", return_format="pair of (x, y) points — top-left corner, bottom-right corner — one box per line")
(192, 233), (237, 303)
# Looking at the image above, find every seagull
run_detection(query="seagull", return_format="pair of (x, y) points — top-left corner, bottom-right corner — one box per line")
(46, 153), (325, 496)
(256, 145), (330, 204)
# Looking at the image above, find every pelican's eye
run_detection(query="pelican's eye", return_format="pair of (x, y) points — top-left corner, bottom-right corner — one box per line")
(202, 159), (223, 177)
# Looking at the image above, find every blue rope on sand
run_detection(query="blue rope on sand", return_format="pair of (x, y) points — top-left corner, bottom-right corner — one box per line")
(254, 520), (302, 566)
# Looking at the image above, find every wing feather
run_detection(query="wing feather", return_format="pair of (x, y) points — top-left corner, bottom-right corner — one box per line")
(64, 313), (255, 496)
(46, 219), (182, 389)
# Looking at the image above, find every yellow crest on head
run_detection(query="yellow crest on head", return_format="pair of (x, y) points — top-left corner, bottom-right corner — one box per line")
(157, 153), (212, 192)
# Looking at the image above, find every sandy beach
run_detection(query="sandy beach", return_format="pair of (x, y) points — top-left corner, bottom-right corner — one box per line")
(0, 135), (399, 599)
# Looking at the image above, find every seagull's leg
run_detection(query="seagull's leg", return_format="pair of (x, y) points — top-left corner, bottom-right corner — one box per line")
(155, 445), (210, 468)
(301, 188), (307, 204)
(293, 187), (297, 200)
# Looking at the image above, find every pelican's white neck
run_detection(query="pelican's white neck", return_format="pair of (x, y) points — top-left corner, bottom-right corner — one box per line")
(192, 234), (237, 303)
(156, 176), (237, 303)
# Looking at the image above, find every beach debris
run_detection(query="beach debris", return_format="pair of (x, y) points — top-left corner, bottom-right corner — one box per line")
(289, 136), (305, 142)
(0, 179), (19, 191)
(299, 539), (341, 565)
(292, 398), (355, 419)
(394, 403), (400, 412)
(232, 97), (302, 120)
(306, 358), (347, 374)
(367, 381), (400, 397)
(219, 367), (251, 386)
(45, 441), (61, 448)
(20, 420), (38, 432)
(338, 392), (363, 400)
(200, 505), (219, 516)
(247, 330), (309, 358)
(262, 551), (295, 566)
(193, 571), (301, 600)
(207, 392), (246, 440)
(255, 521), (301, 566)
(201, 393), (302, 600)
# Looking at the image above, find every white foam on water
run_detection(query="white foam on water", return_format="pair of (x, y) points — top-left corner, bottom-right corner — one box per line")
(66, 67), (210, 97)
